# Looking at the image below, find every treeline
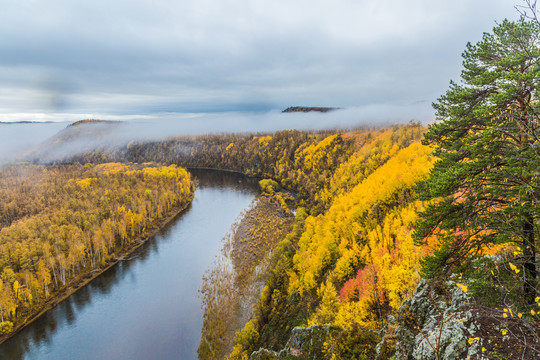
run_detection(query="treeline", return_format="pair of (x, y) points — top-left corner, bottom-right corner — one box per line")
(63, 124), (424, 215)
(84, 130), (353, 213)
(281, 106), (337, 113)
(0, 163), (193, 335)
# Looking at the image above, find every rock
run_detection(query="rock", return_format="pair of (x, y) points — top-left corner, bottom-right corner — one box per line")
(395, 279), (484, 360)
(289, 325), (334, 357)
(250, 348), (282, 360)
(250, 324), (366, 360)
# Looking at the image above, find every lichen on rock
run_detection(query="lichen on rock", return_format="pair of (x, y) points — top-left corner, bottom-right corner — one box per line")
(394, 279), (483, 360)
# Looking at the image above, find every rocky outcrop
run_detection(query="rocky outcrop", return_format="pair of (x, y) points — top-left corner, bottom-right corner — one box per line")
(251, 323), (381, 360)
(252, 278), (540, 360)
(395, 280), (478, 359)
(250, 325), (340, 360)
(250, 348), (282, 360)
(394, 279), (540, 359)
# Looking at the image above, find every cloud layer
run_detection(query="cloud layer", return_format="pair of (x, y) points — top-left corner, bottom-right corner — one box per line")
(0, 0), (517, 124)
(0, 104), (435, 164)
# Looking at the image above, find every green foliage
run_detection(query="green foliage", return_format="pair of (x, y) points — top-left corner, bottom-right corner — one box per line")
(234, 320), (260, 354)
(460, 256), (509, 307)
(414, 19), (540, 304)
(310, 280), (340, 325)
(460, 253), (537, 311)
(259, 179), (279, 193)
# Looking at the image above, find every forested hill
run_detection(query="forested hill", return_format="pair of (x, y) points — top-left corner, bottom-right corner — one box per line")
(26, 121), (439, 358)
(23, 120), (123, 163)
(30, 123), (425, 213)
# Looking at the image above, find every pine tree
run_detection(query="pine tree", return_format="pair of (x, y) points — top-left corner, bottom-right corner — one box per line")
(414, 19), (540, 302)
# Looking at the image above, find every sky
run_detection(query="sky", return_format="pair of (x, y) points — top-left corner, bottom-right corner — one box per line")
(0, 0), (522, 130)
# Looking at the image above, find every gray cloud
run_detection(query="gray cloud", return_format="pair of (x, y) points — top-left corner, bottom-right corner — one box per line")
(0, 0), (518, 121)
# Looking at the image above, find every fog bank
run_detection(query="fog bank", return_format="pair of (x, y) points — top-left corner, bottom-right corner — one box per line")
(0, 105), (433, 164)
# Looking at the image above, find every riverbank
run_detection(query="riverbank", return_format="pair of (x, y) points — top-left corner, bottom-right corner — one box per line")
(0, 197), (193, 345)
(198, 193), (294, 359)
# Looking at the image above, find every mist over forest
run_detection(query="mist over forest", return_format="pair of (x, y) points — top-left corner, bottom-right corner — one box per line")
(0, 104), (432, 164)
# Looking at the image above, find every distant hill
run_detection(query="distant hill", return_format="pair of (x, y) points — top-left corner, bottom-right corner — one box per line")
(282, 106), (338, 113)
(24, 119), (123, 163)
(68, 119), (120, 127)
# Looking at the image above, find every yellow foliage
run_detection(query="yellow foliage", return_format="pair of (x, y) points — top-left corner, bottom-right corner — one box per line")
(334, 301), (378, 329)
(257, 136), (271, 146)
(227, 344), (249, 360)
(296, 134), (340, 172)
(509, 262), (520, 274)
(0, 162), (193, 334)
(288, 141), (434, 329)
(76, 178), (96, 190)
(95, 162), (128, 175)
(292, 142), (434, 294)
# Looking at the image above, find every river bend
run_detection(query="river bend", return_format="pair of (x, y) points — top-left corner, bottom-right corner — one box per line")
(0, 170), (259, 360)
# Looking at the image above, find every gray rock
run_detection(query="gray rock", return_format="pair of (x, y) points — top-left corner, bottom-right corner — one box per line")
(395, 280), (487, 360)
(287, 325), (340, 359)
(250, 348), (282, 360)
(250, 324), (339, 360)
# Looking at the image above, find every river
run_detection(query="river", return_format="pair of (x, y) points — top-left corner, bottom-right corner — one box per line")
(0, 169), (259, 360)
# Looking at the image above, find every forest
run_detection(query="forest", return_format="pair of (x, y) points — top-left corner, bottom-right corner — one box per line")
(220, 18), (540, 360)
(0, 163), (193, 336)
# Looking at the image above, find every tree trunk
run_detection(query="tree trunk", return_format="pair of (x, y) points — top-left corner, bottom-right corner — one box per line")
(523, 212), (537, 304)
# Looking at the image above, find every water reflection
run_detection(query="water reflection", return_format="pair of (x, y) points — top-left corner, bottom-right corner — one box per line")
(189, 168), (259, 191)
(0, 170), (259, 360)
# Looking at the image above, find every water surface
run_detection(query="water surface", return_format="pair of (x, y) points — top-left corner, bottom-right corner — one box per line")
(0, 169), (258, 360)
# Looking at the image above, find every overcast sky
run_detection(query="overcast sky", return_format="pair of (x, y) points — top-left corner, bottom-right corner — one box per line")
(0, 0), (521, 127)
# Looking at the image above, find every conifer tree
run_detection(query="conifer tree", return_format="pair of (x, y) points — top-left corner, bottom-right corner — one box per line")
(414, 19), (540, 302)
